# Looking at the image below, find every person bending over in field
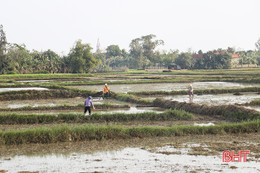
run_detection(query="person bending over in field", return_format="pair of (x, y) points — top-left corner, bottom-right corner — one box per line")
(84, 96), (95, 116)
(103, 83), (110, 99)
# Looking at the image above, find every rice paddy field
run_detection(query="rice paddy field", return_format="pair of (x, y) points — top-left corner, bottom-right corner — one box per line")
(1, 68), (260, 172)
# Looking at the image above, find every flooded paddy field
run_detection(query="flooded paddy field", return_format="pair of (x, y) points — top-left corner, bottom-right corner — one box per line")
(68, 82), (260, 93)
(0, 87), (48, 93)
(0, 106), (165, 115)
(0, 111), (221, 131)
(0, 97), (127, 109)
(16, 80), (51, 83)
(149, 92), (260, 106)
(1, 70), (260, 172)
(1, 133), (260, 173)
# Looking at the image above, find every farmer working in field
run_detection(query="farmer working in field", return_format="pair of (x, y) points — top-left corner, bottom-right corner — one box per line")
(103, 83), (110, 99)
(84, 96), (95, 116)
(188, 84), (194, 98)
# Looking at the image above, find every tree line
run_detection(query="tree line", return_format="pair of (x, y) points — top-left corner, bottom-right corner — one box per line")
(1, 25), (260, 74)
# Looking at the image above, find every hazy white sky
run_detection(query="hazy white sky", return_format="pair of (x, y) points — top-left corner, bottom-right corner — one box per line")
(1, 0), (260, 55)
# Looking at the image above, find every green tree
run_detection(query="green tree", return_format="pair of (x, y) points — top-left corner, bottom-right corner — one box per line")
(174, 53), (192, 69)
(160, 49), (179, 66)
(93, 51), (106, 72)
(67, 40), (97, 73)
(141, 34), (164, 63)
(0, 25), (8, 74)
(257, 55), (260, 65)
(239, 50), (258, 67)
(106, 45), (121, 58)
(227, 47), (235, 54)
(129, 38), (145, 69)
(129, 34), (164, 69)
(42, 49), (62, 73)
(198, 50), (203, 54)
(194, 51), (231, 69)
(255, 38), (260, 51)
(7, 44), (32, 73)
(214, 53), (232, 69)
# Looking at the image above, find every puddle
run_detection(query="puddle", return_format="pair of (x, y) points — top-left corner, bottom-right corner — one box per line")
(96, 106), (164, 114)
(1, 145), (259, 172)
(0, 87), (48, 93)
(194, 122), (215, 126)
(68, 82), (260, 93)
(7, 104), (30, 109)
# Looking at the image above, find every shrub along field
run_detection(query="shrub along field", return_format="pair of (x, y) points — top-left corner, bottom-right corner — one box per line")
(0, 68), (260, 145)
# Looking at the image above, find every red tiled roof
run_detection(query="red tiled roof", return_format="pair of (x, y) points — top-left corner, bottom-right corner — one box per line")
(192, 54), (203, 59)
(232, 54), (240, 58)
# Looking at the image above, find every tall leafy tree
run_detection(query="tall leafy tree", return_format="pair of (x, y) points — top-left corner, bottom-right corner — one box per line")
(194, 51), (231, 69)
(141, 34), (164, 63)
(42, 49), (62, 73)
(129, 38), (145, 69)
(0, 25), (8, 74)
(7, 44), (31, 73)
(67, 40), (97, 73)
(106, 45), (121, 58)
(105, 45), (124, 67)
(255, 38), (260, 51)
(174, 53), (192, 69)
(129, 34), (164, 69)
(160, 49), (179, 66)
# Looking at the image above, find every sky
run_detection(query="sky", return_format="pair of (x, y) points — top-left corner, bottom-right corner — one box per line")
(1, 0), (260, 55)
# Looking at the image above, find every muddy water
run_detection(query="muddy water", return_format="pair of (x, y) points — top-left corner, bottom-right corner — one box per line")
(0, 97), (85, 109)
(17, 80), (51, 83)
(150, 92), (260, 106)
(95, 106), (164, 114)
(244, 106), (260, 112)
(0, 96), (164, 114)
(68, 82), (260, 93)
(1, 144), (259, 172)
(90, 78), (149, 82)
(0, 97), (126, 109)
(3, 106), (165, 115)
(0, 87), (48, 93)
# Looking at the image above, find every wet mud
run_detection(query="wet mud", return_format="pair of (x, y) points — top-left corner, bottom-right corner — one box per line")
(0, 87), (48, 93)
(152, 92), (260, 106)
(0, 97), (127, 109)
(1, 133), (259, 172)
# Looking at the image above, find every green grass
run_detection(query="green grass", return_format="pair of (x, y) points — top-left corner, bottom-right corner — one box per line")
(113, 93), (153, 105)
(129, 87), (260, 96)
(0, 120), (259, 145)
(153, 98), (260, 122)
(0, 88), (99, 101)
(0, 109), (194, 124)
(248, 98), (260, 106)
(0, 103), (130, 112)
(0, 73), (93, 80)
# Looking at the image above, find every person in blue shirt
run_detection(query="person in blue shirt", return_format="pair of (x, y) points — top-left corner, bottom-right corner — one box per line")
(84, 96), (95, 116)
